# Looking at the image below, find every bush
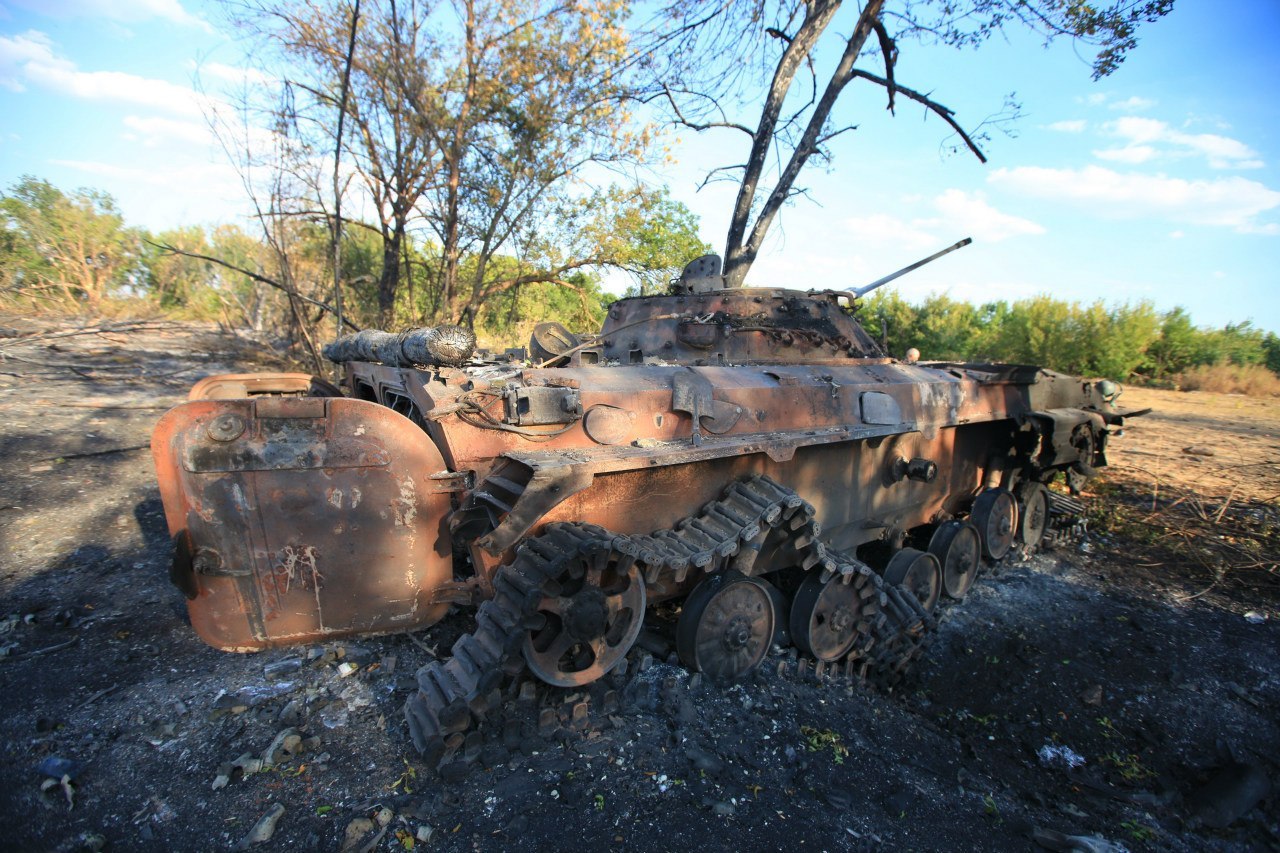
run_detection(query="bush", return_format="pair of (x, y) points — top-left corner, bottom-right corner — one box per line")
(1175, 363), (1280, 396)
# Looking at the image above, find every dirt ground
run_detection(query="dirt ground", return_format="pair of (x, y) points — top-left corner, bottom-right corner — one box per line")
(0, 317), (1276, 852)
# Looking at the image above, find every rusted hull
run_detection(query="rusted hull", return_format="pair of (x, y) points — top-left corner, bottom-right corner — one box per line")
(152, 397), (453, 651)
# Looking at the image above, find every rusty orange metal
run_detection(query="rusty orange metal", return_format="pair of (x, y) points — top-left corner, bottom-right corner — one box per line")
(152, 396), (453, 651)
(154, 281), (1142, 652)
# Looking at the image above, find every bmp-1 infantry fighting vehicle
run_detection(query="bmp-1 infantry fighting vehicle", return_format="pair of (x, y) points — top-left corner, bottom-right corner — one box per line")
(152, 241), (1144, 766)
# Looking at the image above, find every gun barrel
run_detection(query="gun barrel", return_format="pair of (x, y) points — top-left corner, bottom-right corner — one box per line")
(850, 237), (972, 298)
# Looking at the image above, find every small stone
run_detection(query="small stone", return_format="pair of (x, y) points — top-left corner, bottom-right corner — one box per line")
(342, 818), (375, 851)
(337, 661), (359, 678)
(1080, 684), (1103, 706)
(235, 803), (285, 849)
(263, 657), (303, 679)
(538, 708), (558, 738)
(278, 699), (304, 726)
(711, 800), (735, 817)
(262, 727), (304, 766)
(374, 807), (394, 827)
(415, 825), (435, 843)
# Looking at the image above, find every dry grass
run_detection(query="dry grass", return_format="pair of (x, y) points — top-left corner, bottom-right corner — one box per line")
(1089, 473), (1279, 603)
(1175, 363), (1280, 396)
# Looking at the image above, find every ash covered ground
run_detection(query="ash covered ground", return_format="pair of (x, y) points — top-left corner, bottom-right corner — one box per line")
(0, 318), (1276, 852)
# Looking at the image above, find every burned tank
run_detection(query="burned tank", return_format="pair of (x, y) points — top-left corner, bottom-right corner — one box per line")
(152, 245), (1145, 768)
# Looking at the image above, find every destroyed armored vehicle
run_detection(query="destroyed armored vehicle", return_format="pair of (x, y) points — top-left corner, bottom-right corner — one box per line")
(152, 247), (1143, 766)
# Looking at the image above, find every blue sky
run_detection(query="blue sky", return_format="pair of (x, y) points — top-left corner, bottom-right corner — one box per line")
(1, 1), (1277, 332)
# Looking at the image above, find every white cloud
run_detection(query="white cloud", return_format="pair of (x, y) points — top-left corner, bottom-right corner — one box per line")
(0, 30), (215, 117)
(1108, 96), (1156, 111)
(990, 165), (1280, 233)
(1094, 145), (1157, 164)
(1169, 230), (1184, 239)
(3, 0), (212, 32)
(122, 114), (211, 146)
(189, 60), (273, 87)
(844, 213), (936, 251)
(0, 30), (53, 91)
(930, 190), (1045, 242)
(1076, 93), (1156, 111)
(50, 157), (235, 186)
(1105, 117), (1263, 169)
(843, 192), (1043, 253)
(1047, 120), (1087, 133)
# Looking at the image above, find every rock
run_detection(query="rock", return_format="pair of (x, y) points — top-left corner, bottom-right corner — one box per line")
(263, 657), (303, 679)
(1079, 684), (1103, 706)
(234, 803), (285, 850)
(212, 753), (264, 790)
(318, 700), (349, 729)
(1031, 828), (1128, 852)
(416, 825), (435, 843)
(278, 698), (304, 726)
(35, 756), (84, 781)
(1181, 446), (1215, 457)
(261, 727), (304, 767)
(1190, 761), (1271, 828)
(1037, 744), (1085, 769)
(342, 818), (375, 852)
(711, 800), (736, 817)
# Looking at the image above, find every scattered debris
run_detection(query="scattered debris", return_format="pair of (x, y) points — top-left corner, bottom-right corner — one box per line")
(1037, 744), (1086, 770)
(261, 727), (305, 767)
(234, 803), (285, 850)
(1032, 827), (1129, 853)
(35, 756), (84, 780)
(212, 753), (264, 790)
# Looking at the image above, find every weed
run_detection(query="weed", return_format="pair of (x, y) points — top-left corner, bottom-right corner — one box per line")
(390, 760), (417, 794)
(800, 725), (849, 764)
(1102, 751), (1155, 782)
(1121, 819), (1156, 841)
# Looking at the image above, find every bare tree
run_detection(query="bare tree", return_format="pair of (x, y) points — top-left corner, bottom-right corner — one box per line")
(646, 0), (1174, 287)
(220, 0), (684, 331)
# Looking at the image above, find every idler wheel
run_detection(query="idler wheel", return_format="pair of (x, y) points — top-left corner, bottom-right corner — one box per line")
(1017, 481), (1050, 547)
(882, 548), (941, 612)
(523, 548), (645, 687)
(971, 488), (1017, 560)
(677, 570), (775, 683)
(928, 521), (981, 600)
(789, 572), (864, 662)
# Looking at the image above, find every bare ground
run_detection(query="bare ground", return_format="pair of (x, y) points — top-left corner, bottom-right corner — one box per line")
(0, 318), (1276, 853)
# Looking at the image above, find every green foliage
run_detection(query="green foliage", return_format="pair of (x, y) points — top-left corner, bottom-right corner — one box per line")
(0, 176), (145, 309)
(865, 292), (1273, 385)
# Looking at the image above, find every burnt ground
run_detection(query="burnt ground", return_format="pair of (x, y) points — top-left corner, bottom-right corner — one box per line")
(0, 317), (1277, 853)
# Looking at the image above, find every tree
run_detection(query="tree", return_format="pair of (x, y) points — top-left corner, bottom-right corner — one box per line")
(225, 0), (668, 332)
(0, 176), (144, 308)
(647, 1), (1173, 286)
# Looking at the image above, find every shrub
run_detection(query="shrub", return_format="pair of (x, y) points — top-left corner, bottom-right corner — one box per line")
(1175, 363), (1280, 396)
